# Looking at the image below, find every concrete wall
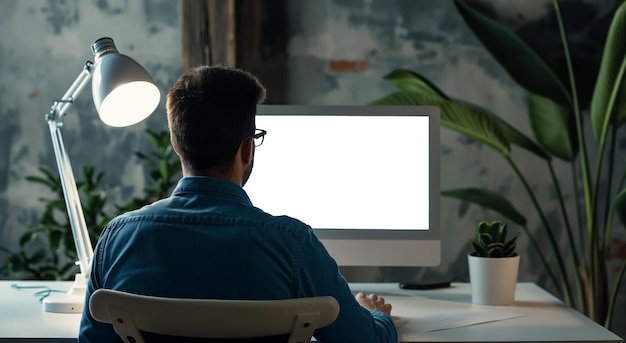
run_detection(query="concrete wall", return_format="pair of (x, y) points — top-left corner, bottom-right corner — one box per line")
(0, 0), (624, 336)
(0, 0), (181, 255)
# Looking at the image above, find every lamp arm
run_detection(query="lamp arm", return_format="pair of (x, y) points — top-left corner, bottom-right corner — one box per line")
(45, 61), (96, 277)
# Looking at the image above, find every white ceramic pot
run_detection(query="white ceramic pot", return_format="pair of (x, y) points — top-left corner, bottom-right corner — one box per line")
(468, 254), (520, 305)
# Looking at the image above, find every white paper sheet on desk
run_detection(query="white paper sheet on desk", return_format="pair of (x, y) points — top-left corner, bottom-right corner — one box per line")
(390, 295), (526, 333)
(407, 310), (525, 332)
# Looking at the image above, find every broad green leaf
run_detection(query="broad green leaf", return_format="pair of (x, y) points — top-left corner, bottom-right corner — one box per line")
(458, 100), (552, 160)
(19, 231), (38, 247)
(370, 92), (510, 156)
(528, 92), (577, 161)
(383, 69), (551, 160)
(493, 222), (507, 241)
(29, 250), (47, 264)
(442, 187), (527, 226)
(7, 255), (25, 273)
(25, 168), (62, 190)
(479, 233), (493, 246)
(160, 160), (169, 181)
(383, 69), (449, 98)
(591, 1), (626, 138)
(146, 129), (160, 147)
(471, 240), (484, 254)
(25, 176), (54, 188)
(488, 246), (506, 256)
(615, 188), (626, 228)
(454, 0), (571, 107)
(49, 230), (63, 252)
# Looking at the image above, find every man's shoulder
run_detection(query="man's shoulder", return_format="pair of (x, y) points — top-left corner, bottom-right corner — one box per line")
(246, 208), (314, 238)
(105, 198), (314, 237)
(105, 198), (170, 226)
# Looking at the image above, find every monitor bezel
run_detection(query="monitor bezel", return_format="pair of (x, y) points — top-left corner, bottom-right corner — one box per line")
(254, 105), (441, 267)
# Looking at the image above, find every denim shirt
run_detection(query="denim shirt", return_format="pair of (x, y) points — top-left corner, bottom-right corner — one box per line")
(79, 176), (397, 342)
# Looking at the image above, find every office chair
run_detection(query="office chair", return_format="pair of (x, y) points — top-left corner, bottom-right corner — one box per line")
(89, 288), (340, 343)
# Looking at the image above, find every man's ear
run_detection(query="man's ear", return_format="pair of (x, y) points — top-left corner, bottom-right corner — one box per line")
(240, 137), (254, 165)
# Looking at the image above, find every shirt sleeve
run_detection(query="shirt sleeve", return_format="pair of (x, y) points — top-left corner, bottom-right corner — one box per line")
(78, 227), (123, 343)
(296, 227), (398, 343)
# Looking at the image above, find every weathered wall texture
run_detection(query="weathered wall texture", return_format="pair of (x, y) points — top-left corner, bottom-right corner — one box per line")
(0, 0), (181, 255)
(0, 0), (624, 337)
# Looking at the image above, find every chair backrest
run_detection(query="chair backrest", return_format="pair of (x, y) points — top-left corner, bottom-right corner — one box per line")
(89, 288), (339, 343)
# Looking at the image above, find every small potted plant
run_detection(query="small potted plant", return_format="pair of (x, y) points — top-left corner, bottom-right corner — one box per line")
(468, 220), (520, 305)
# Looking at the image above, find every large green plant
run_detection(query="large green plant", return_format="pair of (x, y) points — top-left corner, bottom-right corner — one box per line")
(371, 0), (626, 327)
(0, 129), (180, 280)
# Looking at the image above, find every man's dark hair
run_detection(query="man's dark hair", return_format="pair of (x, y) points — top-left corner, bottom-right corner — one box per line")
(166, 65), (266, 172)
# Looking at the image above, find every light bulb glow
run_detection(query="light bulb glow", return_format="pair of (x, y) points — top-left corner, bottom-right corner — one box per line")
(98, 81), (160, 127)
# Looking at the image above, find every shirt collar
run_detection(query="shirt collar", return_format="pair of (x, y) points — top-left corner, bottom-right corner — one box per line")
(171, 176), (253, 206)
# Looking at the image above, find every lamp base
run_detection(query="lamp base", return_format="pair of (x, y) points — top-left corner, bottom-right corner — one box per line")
(43, 273), (87, 313)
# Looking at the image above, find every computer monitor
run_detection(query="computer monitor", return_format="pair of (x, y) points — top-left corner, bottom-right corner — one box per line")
(244, 105), (440, 267)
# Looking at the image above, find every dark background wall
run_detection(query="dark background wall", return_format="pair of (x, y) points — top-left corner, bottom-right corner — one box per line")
(0, 0), (624, 337)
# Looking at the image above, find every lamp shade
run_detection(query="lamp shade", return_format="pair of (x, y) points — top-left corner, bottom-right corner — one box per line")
(91, 37), (160, 127)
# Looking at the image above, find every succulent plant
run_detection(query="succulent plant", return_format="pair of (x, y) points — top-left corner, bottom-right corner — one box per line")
(471, 220), (517, 258)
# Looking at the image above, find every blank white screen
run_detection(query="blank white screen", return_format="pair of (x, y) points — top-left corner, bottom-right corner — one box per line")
(244, 115), (430, 231)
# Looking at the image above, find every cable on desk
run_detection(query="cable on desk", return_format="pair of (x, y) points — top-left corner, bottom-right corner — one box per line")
(11, 283), (67, 302)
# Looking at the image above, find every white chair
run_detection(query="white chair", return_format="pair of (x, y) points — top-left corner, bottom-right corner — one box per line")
(89, 288), (339, 343)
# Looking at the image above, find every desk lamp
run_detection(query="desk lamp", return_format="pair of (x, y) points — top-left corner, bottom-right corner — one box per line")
(42, 37), (160, 313)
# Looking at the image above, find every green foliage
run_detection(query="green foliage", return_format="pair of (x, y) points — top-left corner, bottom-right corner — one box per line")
(471, 221), (517, 258)
(0, 166), (108, 280)
(371, 0), (626, 328)
(442, 189), (526, 227)
(0, 129), (181, 280)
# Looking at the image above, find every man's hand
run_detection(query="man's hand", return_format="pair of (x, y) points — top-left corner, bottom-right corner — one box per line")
(355, 292), (392, 315)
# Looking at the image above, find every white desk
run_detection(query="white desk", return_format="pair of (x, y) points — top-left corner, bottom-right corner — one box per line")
(351, 283), (623, 342)
(0, 281), (80, 342)
(0, 281), (622, 342)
